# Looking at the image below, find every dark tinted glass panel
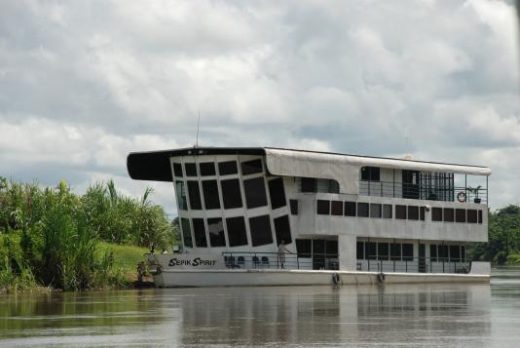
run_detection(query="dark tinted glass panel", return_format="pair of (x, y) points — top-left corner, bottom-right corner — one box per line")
(439, 245), (448, 260)
(208, 218), (226, 247)
(456, 209), (466, 223)
(378, 243), (389, 260)
(361, 166), (380, 181)
(244, 177), (267, 209)
(221, 179), (243, 209)
(430, 245), (437, 262)
(420, 207), (425, 221)
(450, 245), (461, 261)
(444, 208), (454, 222)
(357, 241), (364, 259)
(268, 178), (287, 209)
(218, 161), (238, 175)
(249, 215), (273, 246)
(328, 180), (340, 193)
(290, 199), (298, 215)
(432, 207), (443, 221)
(187, 181), (202, 210)
(408, 206), (419, 220)
(478, 210), (483, 224)
(181, 218), (193, 248)
(366, 242), (377, 260)
(173, 163), (183, 177)
(296, 239), (311, 258)
(390, 243), (401, 260)
(274, 215), (292, 245)
(402, 243), (413, 261)
(317, 200), (330, 215)
(175, 181), (187, 210)
(331, 201), (343, 216)
(467, 209), (478, 223)
(383, 204), (392, 219)
(192, 218), (207, 247)
(202, 180), (220, 209)
(241, 159), (263, 175)
(345, 202), (356, 216)
(301, 178), (317, 193)
(461, 246), (466, 260)
(370, 204), (382, 218)
(185, 163), (197, 176)
(199, 162), (216, 176)
(396, 205), (407, 219)
(358, 203), (369, 217)
(226, 216), (248, 247)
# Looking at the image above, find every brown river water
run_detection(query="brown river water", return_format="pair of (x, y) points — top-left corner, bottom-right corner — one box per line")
(1, 269), (520, 347)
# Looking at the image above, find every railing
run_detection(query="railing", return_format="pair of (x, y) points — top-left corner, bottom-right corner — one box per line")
(358, 256), (470, 274)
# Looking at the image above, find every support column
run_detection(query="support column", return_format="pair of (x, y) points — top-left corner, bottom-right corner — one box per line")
(338, 234), (357, 271)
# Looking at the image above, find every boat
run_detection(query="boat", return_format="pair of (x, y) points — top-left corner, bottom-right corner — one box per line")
(127, 147), (491, 287)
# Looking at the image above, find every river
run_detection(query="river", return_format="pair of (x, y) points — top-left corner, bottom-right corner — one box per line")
(1, 269), (520, 347)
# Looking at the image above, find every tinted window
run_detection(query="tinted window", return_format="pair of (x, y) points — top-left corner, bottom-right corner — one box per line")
(357, 241), (364, 259)
(202, 180), (220, 210)
(331, 201), (343, 216)
(478, 210), (483, 224)
(396, 205), (407, 219)
(317, 200), (330, 215)
(296, 239), (311, 258)
(181, 218), (193, 248)
(390, 243), (401, 260)
(420, 207), (425, 221)
(241, 159), (263, 175)
(268, 178), (286, 209)
(378, 243), (389, 260)
(358, 203), (369, 217)
(244, 177), (268, 209)
(185, 163), (197, 177)
(366, 242), (377, 260)
(456, 209), (466, 223)
(439, 245), (448, 260)
(192, 218), (207, 247)
(199, 162), (216, 176)
(290, 199), (299, 215)
(173, 163), (183, 177)
(218, 161), (238, 175)
(408, 206), (419, 220)
(187, 181), (202, 210)
(444, 208), (454, 222)
(432, 207), (443, 221)
(402, 243), (413, 261)
(370, 204), (382, 218)
(274, 215), (292, 245)
(467, 209), (478, 223)
(430, 245), (437, 262)
(345, 202), (356, 216)
(221, 179), (243, 209)
(208, 218), (226, 247)
(226, 216), (248, 247)
(175, 181), (187, 210)
(383, 204), (392, 219)
(249, 215), (273, 246)
(361, 167), (380, 181)
(328, 180), (340, 193)
(301, 178), (317, 192)
(450, 245), (461, 261)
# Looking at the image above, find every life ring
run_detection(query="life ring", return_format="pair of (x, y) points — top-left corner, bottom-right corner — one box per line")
(377, 272), (385, 283)
(332, 273), (340, 285)
(457, 191), (467, 203)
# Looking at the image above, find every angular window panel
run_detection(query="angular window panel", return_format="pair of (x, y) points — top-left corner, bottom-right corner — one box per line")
(187, 181), (202, 210)
(185, 163), (197, 177)
(301, 178), (317, 193)
(199, 162), (216, 176)
(345, 201), (356, 217)
(175, 181), (188, 210)
(192, 218), (207, 247)
(396, 205), (407, 219)
(249, 215), (273, 247)
(467, 209), (478, 223)
(408, 206), (419, 220)
(357, 241), (364, 259)
(218, 160), (238, 176)
(432, 207), (443, 222)
(181, 218), (193, 248)
(226, 216), (248, 247)
(478, 210), (483, 224)
(241, 159), (263, 175)
(444, 208), (454, 222)
(383, 204), (393, 219)
(420, 207), (425, 221)
(370, 204), (382, 218)
(402, 243), (413, 261)
(208, 218), (226, 247)
(274, 215), (292, 245)
(244, 177), (267, 209)
(331, 201), (343, 216)
(456, 209), (466, 223)
(173, 163), (183, 177)
(358, 202), (369, 217)
(290, 199), (298, 215)
(220, 179), (243, 209)
(296, 239), (311, 258)
(268, 178), (286, 209)
(317, 200), (330, 215)
(202, 180), (220, 210)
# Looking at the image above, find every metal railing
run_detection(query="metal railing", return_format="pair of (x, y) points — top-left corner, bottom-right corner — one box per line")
(358, 256), (470, 274)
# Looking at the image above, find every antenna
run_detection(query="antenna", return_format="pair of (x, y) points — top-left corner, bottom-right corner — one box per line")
(195, 112), (201, 148)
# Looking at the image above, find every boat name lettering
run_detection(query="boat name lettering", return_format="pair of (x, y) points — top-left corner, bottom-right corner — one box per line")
(168, 257), (217, 267)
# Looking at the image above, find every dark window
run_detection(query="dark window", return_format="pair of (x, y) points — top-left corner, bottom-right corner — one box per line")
(241, 159), (263, 175)
(208, 218), (226, 247)
(402, 243), (413, 261)
(274, 215), (292, 245)
(199, 162), (216, 176)
(396, 205), (407, 219)
(467, 209), (478, 223)
(444, 208), (454, 222)
(450, 245), (461, 262)
(361, 166), (380, 181)
(226, 217), (248, 247)
(296, 239), (311, 258)
(432, 208), (443, 221)
(370, 204), (382, 218)
(390, 243), (401, 260)
(357, 241), (364, 259)
(461, 246), (466, 261)
(185, 163), (197, 176)
(331, 201), (343, 216)
(430, 245), (437, 262)
(366, 242), (377, 260)
(192, 218), (207, 247)
(408, 206), (419, 220)
(301, 178), (317, 193)
(420, 207), (425, 221)
(187, 181), (202, 210)
(456, 209), (466, 223)
(290, 199), (298, 215)
(202, 180), (220, 210)
(328, 180), (340, 193)
(378, 243), (389, 261)
(181, 218), (193, 248)
(439, 245), (448, 260)
(220, 179), (243, 209)
(345, 202), (356, 216)
(383, 204), (392, 219)
(173, 163), (183, 177)
(358, 202), (369, 217)
(478, 210), (483, 224)
(218, 161), (238, 176)
(268, 178), (286, 209)
(249, 215), (273, 247)
(317, 200), (330, 215)
(244, 177), (267, 209)
(175, 181), (187, 210)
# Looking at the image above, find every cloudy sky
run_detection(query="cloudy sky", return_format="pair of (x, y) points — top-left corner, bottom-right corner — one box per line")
(0, 0), (518, 216)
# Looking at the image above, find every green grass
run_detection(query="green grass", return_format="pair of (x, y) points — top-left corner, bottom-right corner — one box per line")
(95, 242), (149, 282)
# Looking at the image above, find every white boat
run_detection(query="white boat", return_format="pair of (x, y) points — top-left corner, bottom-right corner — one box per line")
(127, 147), (491, 287)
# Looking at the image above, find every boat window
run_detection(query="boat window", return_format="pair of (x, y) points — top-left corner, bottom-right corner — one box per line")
(175, 181), (188, 210)
(290, 199), (299, 215)
(226, 216), (248, 247)
(274, 215), (292, 245)
(301, 178), (317, 192)
(467, 209), (478, 223)
(268, 178), (286, 209)
(345, 201), (356, 216)
(370, 204), (382, 218)
(208, 218), (226, 247)
(430, 245), (437, 262)
(478, 210), (483, 224)
(181, 218), (193, 248)
(220, 179), (243, 209)
(402, 243), (413, 261)
(331, 201), (343, 216)
(244, 177), (268, 209)
(296, 239), (311, 258)
(378, 243), (389, 260)
(249, 215), (273, 247)
(444, 208), (454, 222)
(328, 180), (340, 193)
(432, 208), (442, 221)
(173, 163), (183, 177)
(357, 203), (369, 217)
(185, 162), (197, 177)
(456, 209), (466, 223)
(450, 245), (461, 262)
(383, 204), (393, 219)
(396, 205), (407, 219)
(356, 241), (364, 259)
(366, 242), (377, 260)
(317, 200), (330, 215)
(241, 159), (263, 175)
(187, 181), (202, 210)
(390, 243), (401, 260)
(408, 206), (419, 220)
(461, 246), (466, 260)
(438, 245), (448, 261)
(361, 166), (380, 181)
(218, 160), (238, 176)
(202, 180), (220, 210)
(199, 162), (216, 176)
(192, 218), (207, 247)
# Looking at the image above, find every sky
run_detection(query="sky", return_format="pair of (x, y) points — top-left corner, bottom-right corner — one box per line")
(0, 0), (518, 217)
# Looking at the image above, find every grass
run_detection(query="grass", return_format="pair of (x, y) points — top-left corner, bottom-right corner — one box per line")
(95, 242), (149, 282)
